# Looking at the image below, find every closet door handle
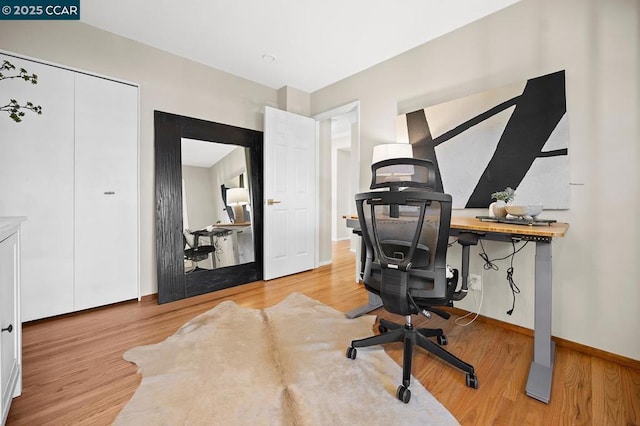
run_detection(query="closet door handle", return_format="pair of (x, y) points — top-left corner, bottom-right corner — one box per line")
(104, 191), (116, 195)
(2, 324), (13, 333)
(266, 199), (281, 205)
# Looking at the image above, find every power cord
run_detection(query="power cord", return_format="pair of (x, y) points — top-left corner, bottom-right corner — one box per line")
(478, 240), (499, 270)
(214, 235), (225, 263)
(505, 241), (522, 315)
(455, 280), (484, 326)
(477, 238), (528, 315)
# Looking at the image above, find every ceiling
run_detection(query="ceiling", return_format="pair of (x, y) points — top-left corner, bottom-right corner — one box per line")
(81, 0), (520, 93)
(181, 138), (238, 168)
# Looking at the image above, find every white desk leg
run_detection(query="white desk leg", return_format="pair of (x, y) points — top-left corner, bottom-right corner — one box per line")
(526, 240), (555, 403)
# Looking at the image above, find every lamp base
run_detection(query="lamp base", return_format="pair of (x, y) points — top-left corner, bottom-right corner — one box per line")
(232, 205), (245, 223)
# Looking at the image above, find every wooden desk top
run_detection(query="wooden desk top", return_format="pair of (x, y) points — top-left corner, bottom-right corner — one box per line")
(451, 216), (569, 238)
(344, 215), (569, 238)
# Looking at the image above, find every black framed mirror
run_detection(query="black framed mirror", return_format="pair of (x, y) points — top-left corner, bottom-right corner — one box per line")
(154, 111), (263, 304)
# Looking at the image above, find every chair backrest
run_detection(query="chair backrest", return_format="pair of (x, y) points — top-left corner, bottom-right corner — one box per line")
(369, 157), (437, 191)
(355, 188), (453, 316)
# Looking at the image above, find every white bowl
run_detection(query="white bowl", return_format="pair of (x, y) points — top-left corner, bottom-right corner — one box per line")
(505, 204), (543, 218)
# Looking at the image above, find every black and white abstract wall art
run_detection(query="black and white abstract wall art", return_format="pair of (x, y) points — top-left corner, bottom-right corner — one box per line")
(396, 70), (569, 209)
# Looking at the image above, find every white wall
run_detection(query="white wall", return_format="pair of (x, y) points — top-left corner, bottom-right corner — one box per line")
(0, 21), (279, 299)
(334, 148), (351, 241)
(331, 132), (351, 241)
(182, 166), (217, 231)
(311, 0), (640, 360)
(208, 147), (249, 224)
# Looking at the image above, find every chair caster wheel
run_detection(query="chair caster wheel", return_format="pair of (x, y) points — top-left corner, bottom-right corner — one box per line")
(346, 347), (357, 360)
(437, 335), (448, 345)
(396, 385), (411, 403)
(466, 372), (479, 389)
(378, 324), (388, 334)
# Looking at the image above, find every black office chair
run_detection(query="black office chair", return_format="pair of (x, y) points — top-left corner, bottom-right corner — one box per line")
(346, 157), (478, 403)
(183, 230), (216, 272)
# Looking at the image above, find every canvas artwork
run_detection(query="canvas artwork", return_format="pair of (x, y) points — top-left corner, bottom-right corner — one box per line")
(396, 70), (569, 209)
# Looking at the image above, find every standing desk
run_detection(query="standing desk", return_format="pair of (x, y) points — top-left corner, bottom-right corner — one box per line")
(190, 223), (253, 267)
(345, 215), (569, 404)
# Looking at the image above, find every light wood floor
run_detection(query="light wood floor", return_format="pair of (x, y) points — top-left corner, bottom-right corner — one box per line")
(7, 241), (640, 425)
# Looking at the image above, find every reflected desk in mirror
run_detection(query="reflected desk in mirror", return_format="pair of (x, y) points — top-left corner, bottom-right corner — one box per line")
(184, 223), (253, 272)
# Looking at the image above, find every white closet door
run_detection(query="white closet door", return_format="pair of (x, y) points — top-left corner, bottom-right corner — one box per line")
(73, 73), (138, 310)
(0, 55), (75, 321)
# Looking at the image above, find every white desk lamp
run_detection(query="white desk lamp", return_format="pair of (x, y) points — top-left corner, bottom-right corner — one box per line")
(227, 187), (249, 223)
(372, 143), (415, 217)
(372, 143), (414, 183)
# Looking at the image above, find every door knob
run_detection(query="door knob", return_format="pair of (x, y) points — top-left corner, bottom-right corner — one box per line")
(266, 199), (282, 205)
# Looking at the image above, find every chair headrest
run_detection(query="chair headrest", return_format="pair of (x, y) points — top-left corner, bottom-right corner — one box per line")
(370, 158), (437, 191)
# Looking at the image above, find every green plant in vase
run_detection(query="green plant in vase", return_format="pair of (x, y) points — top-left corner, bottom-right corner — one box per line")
(489, 187), (515, 218)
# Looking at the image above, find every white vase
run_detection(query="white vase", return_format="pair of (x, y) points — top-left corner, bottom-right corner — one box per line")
(489, 200), (507, 218)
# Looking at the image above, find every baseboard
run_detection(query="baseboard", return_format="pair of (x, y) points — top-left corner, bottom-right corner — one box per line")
(141, 293), (157, 303)
(141, 293), (639, 372)
(449, 306), (640, 372)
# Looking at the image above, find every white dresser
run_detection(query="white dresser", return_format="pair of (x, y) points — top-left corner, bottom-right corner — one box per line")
(0, 217), (23, 425)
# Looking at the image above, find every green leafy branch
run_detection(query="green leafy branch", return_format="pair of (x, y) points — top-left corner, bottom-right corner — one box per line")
(1, 60), (43, 122)
(491, 187), (515, 203)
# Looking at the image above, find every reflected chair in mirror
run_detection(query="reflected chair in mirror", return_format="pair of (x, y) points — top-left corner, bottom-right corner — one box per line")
(183, 230), (216, 273)
(346, 157), (478, 404)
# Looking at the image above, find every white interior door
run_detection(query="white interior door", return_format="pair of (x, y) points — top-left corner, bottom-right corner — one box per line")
(263, 106), (316, 280)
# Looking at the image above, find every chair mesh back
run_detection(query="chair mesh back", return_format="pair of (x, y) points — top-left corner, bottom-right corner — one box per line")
(370, 158), (437, 191)
(356, 189), (453, 315)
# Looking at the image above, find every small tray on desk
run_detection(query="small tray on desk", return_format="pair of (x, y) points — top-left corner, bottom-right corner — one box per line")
(475, 216), (557, 226)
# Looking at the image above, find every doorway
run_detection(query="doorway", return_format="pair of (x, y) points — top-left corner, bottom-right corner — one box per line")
(314, 101), (360, 266)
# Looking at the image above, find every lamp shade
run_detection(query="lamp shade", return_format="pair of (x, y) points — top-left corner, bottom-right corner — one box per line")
(372, 143), (414, 178)
(227, 187), (249, 206)
(372, 143), (413, 164)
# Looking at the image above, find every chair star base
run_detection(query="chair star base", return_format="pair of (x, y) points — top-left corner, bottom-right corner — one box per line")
(347, 315), (478, 403)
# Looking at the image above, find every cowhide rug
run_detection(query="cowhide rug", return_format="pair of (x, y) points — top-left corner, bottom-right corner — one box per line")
(115, 292), (459, 425)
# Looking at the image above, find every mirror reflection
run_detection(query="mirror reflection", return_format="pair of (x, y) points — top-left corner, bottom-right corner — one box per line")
(181, 138), (254, 273)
